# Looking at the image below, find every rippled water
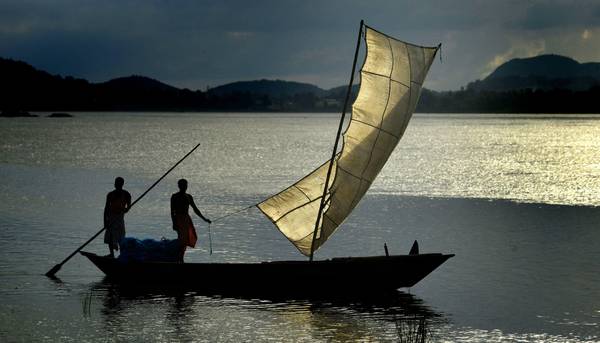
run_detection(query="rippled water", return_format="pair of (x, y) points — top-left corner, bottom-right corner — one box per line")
(1, 112), (599, 342)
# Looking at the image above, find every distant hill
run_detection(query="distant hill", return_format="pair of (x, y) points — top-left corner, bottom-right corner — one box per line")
(208, 79), (327, 97)
(0, 58), (205, 111)
(0, 58), (87, 89)
(0, 57), (94, 110)
(326, 84), (359, 99)
(93, 75), (197, 110)
(468, 54), (600, 91)
(98, 75), (179, 92)
(211, 81), (359, 100)
(0, 57), (341, 112)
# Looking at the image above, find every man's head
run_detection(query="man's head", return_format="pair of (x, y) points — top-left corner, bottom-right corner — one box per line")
(114, 177), (124, 190)
(178, 179), (188, 192)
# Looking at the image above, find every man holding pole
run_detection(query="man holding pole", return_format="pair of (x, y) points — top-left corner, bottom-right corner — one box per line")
(45, 144), (200, 277)
(104, 177), (132, 258)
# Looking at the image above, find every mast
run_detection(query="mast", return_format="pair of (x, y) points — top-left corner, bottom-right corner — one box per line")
(309, 20), (364, 262)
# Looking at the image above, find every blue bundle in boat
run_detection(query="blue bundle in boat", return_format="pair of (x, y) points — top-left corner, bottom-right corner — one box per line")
(118, 237), (180, 263)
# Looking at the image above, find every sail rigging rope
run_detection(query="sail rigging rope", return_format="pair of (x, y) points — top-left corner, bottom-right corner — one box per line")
(211, 204), (257, 223)
(207, 223), (212, 255)
(205, 203), (257, 255)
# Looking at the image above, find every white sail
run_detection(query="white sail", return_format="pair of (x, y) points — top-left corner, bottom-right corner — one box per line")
(258, 25), (439, 256)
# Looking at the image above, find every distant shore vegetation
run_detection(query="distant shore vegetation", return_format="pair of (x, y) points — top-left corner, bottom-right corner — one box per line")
(2, 54), (600, 114)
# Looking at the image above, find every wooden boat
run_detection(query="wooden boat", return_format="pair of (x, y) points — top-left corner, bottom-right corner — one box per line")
(82, 21), (453, 293)
(81, 251), (453, 295)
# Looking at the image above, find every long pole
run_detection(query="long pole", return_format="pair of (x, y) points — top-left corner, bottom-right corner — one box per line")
(45, 143), (201, 277)
(309, 20), (363, 262)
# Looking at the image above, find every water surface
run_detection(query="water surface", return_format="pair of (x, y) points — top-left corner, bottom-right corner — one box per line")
(0, 112), (599, 342)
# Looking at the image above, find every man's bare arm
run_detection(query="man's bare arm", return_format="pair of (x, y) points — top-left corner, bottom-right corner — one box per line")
(125, 191), (132, 213)
(170, 196), (177, 227)
(189, 195), (211, 223)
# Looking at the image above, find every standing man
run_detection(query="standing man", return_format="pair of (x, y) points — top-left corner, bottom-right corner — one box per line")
(171, 179), (211, 262)
(104, 177), (132, 257)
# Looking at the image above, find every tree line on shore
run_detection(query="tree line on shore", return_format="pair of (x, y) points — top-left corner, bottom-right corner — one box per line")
(2, 56), (600, 114)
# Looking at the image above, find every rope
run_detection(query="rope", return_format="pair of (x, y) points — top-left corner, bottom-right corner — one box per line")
(438, 43), (443, 63)
(204, 203), (257, 255)
(211, 204), (257, 223)
(207, 223), (213, 255)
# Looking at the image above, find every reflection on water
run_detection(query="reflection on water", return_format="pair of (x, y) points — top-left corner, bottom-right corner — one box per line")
(87, 280), (443, 342)
(396, 317), (429, 343)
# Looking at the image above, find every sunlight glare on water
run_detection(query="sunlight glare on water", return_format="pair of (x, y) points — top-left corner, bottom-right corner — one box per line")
(3, 113), (600, 206)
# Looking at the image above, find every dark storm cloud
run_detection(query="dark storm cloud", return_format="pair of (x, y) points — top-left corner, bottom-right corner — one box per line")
(1, 1), (600, 91)
(517, 1), (600, 30)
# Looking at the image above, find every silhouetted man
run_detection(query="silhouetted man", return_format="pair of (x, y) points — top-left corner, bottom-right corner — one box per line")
(104, 177), (131, 257)
(171, 179), (211, 262)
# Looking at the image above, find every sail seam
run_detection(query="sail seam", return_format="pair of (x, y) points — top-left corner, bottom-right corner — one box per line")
(336, 164), (372, 183)
(323, 213), (340, 227)
(293, 185), (312, 202)
(391, 79), (412, 87)
(350, 118), (401, 140)
(273, 196), (323, 224)
(257, 204), (311, 256)
(362, 70), (413, 88)
(336, 164), (361, 179)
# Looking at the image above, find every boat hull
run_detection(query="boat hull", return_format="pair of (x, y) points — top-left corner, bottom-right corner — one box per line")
(81, 252), (453, 295)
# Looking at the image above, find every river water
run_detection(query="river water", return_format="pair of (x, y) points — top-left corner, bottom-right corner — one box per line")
(0, 112), (599, 342)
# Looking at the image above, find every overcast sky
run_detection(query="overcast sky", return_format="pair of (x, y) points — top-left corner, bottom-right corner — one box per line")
(2, 0), (600, 91)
